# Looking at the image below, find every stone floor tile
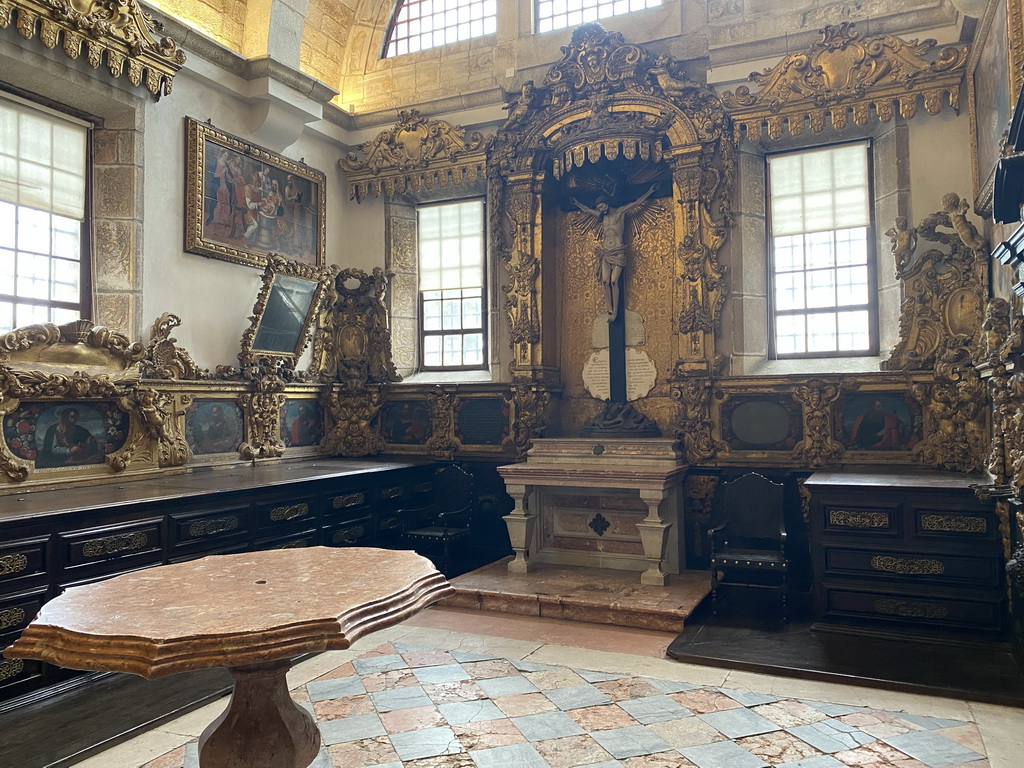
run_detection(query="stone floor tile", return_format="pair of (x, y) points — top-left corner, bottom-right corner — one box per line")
(413, 665), (472, 685)
(533, 734), (614, 768)
(492, 693), (560, 718)
(314, 661), (357, 682)
(718, 688), (781, 707)
(802, 701), (869, 717)
(451, 718), (527, 751)
(467, 741), (550, 767)
(544, 683), (613, 711)
(308, 675), (367, 702)
(593, 677), (663, 702)
(361, 669), (420, 693)
(644, 677), (702, 695)
(577, 669), (628, 683)
(737, 730), (824, 764)
(449, 650), (500, 663)
(511, 660), (557, 673)
(621, 752), (697, 767)
(525, 668), (588, 690)
(754, 701), (830, 729)
(783, 757), (848, 768)
(832, 742), (931, 767)
(389, 726), (463, 762)
(698, 707), (779, 739)
(141, 745), (186, 768)
(461, 660), (520, 680)
(883, 731), (987, 767)
(402, 650), (458, 668)
(320, 714), (387, 746)
(787, 721), (875, 753)
(617, 694), (692, 725)
(379, 704), (446, 734)
(680, 739), (769, 768)
(589, 724), (674, 759)
(895, 716), (970, 732)
(511, 710), (587, 742)
(325, 736), (399, 768)
(438, 700), (505, 725)
(354, 655), (409, 676)
(647, 717), (728, 749)
(670, 689), (745, 714)
(292, 688), (312, 704)
(567, 703), (639, 732)
(423, 680), (488, 705)
(476, 675), (541, 698)
(314, 695), (378, 720)
(403, 755), (475, 768)
(370, 687), (434, 713)
(937, 725), (985, 755)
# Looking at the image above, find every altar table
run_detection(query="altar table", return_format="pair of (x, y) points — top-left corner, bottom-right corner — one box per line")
(4, 547), (454, 768)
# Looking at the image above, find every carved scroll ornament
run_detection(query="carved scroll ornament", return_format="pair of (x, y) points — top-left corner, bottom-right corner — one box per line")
(0, 0), (185, 96)
(321, 385), (386, 458)
(141, 314), (209, 381)
(342, 110), (487, 200)
(722, 23), (968, 141)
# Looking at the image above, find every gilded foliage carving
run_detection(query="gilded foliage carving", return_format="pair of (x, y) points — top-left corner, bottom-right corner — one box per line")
(792, 379), (848, 468)
(238, 376), (286, 461)
(505, 383), (551, 459)
(141, 314), (208, 380)
(0, 0), (185, 96)
(342, 110), (487, 200)
(671, 375), (720, 464)
(321, 385), (386, 458)
(425, 388), (459, 461)
(722, 23), (968, 141)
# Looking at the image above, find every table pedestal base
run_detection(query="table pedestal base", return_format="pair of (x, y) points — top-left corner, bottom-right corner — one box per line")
(198, 660), (320, 768)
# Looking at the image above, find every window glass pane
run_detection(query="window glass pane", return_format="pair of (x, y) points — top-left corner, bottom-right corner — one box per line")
(423, 335), (442, 367)
(806, 269), (836, 309)
(835, 227), (867, 266)
(774, 272), (804, 311)
(773, 235), (803, 272)
(807, 311), (838, 352)
(15, 301), (48, 327)
(775, 314), (806, 355)
(805, 231), (834, 269)
(17, 253), (49, 299)
(463, 333), (483, 366)
(51, 257), (79, 302)
(463, 296), (482, 329)
(0, 248), (14, 294)
(52, 306), (79, 325)
(442, 334), (462, 366)
(18, 206), (50, 254)
(0, 201), (14, 248)
(535, 0), (661, 32)
(385, 0), (496, 58)
(423, 298), (442, 331)
(836, 266), (869, 306)
(442, 299), (462, 330)
(51, 215), (80, 260)
(838, 310), (870, 351)
(0, 300), (12, 332)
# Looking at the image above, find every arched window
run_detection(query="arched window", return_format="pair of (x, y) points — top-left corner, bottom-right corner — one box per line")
(535, 0), (662, 34)
(384, 0), (497, 58)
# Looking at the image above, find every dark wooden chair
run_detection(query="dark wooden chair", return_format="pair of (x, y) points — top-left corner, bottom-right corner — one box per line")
(708, 472), (789, 621)
(398, 464), (475, 576)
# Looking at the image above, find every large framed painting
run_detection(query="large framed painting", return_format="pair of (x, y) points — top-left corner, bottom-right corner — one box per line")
(834, 392), (923, 453)
(184, 117), (326, 269)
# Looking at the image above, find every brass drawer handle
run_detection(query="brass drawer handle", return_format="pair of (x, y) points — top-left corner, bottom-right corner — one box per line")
(82, 532), (148, 558)
(270, 503), (310, 522)
(828, 510), (888, 528)
(415, 482), (433, 494)
(271, 538), (311, 549)
(332, 526), (366, 545)
(188, 516), (240, 538)
(333, 493), (366, 509)
(379, 516), (401, 531)
(870, 555), (944, 575)
(0, 554), (29, 577)
(0, 659), (24, 682)
(920, 514), (987, 534)
(381, 486), (403, 500)
(0, 607), (26, 632)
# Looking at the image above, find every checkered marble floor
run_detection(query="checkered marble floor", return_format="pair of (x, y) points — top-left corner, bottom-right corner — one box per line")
(142, 641), (989, 768)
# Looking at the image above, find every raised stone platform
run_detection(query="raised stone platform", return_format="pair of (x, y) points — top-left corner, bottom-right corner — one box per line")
(443, 557), (710, 633)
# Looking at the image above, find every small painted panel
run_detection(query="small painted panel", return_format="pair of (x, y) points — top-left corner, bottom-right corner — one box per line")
(280, 399), (324, 448)
(381, 401), (432, 445)
(721, 396), (802, 450)
(835, 393), (922, 451)
(455, 398), (510, 445)
(185, 399), (244, 455)
(3, 402), (129, 468)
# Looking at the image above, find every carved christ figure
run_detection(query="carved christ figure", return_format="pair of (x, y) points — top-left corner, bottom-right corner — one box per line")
(569, 184), (658, 320)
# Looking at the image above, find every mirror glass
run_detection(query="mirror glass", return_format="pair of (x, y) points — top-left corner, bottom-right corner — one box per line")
(252, 274), (320, 355)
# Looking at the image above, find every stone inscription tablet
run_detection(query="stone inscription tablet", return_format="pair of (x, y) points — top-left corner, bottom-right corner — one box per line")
(583, 348), (658, 401)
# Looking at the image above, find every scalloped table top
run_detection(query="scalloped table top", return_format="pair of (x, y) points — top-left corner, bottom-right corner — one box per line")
(5, 547), (453, 678)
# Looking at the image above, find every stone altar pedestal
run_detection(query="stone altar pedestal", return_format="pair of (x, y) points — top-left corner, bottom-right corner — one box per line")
(498, 439), (686, 586)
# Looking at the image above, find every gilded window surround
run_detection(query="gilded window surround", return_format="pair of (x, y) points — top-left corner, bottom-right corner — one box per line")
(0, 0), (185, 97)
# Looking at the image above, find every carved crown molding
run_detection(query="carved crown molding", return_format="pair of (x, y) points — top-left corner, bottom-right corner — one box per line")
(0, 0), (186, 97)
(341, 109), (488, 201)
(722, 23), (968, 141)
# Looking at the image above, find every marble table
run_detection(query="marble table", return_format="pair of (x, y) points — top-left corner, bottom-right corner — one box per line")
(4, 547), (454, 768)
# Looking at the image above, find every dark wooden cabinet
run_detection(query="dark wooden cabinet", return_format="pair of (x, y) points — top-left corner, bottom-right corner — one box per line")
(0, 458), (436, 708)
(806, 469), (1004, 633)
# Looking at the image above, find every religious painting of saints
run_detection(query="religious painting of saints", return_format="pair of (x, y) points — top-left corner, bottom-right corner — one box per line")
(185, 399), (244, 456)
(3, 401), (129, 469)
(721, 396), (802, 452)
(835, 393), (923, 452)
(184, 117), (326, 269)
(381, 401), (432, 445)
(280, 399), (324, 448)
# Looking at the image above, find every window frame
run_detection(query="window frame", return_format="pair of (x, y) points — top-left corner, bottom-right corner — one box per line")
(765, 138), (880, 360)
(416, 198), (488, 373)
(0, 91), (93, 334)
(382, 0), (498, 60)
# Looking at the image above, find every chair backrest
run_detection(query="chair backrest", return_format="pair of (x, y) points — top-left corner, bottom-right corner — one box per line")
(713, 472), (785, 544)
(431, 464), (474, 518)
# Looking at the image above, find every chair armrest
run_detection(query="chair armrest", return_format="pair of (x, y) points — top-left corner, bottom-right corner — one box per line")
(708, 520), (728, 537)
(397, 503), (436, 530)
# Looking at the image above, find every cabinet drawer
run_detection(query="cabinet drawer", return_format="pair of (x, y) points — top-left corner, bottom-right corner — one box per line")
(0, 589), (46, 635)
(378, 483), (407, 503)
(0, 640), (44, 695)
(258, 530), (317, 550)
(170, 506), (251, 549)
(0, 536), (48, 593)
(256, 498), (317, 530)
(59, 521), (162, 572)
(913, 509), (997, 540)
(823, 547), (1001, 587)
(324, 489), (371, 523)
(323, 518), (372, 548)
(822, 504), (898, 535)
(823, 586), (1003, 629)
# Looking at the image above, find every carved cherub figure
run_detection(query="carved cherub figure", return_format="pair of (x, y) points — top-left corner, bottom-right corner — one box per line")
(885, 216), (917, 274)
(505, 81), (535, 128)
(980, 297), (1011, 366)
(942, 193), (986, 252)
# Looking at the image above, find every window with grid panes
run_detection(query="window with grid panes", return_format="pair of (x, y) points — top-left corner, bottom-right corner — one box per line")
(0, 94), (89, 334)
(767, 142), (877, 358)
(418, 200), (486, 370)
(384, 0), (497, 58)
(535, 0), (662, 33)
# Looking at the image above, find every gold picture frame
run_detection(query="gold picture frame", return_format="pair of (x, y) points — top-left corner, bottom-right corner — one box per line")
(184, 117), (326, 269)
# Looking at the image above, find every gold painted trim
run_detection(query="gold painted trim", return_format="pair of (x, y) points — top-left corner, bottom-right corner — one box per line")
(187, 516), (240, 538)
(0, 607), (26, 632)
(722, 23), (968, 142)
(870, 555), (945, 575)
(920, 514), (987, 533)
(829, 509), (889, 528)
(0, 0), (184, 97)
(269, 503), (310, 522)
(81, 531), (148, 557)
(873, 598), (949, 619)
(0, 553), (29, 577)
(0, 658), (24, 682)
